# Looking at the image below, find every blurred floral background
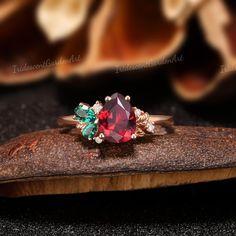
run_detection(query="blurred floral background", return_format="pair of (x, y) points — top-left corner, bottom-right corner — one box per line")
(0, 0), (236, 102)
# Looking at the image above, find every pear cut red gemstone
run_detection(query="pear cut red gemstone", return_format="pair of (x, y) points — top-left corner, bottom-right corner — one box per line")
(98, 93), (136, 143)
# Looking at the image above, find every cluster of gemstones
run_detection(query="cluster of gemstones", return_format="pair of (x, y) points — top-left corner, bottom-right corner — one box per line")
(73, 93), (155, 144)
(74, 102), (103, 142)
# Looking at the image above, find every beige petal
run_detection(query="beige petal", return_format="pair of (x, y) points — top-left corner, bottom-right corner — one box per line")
(171, 0), (236, 101)
(197, 0), (234, 63)
(162, 0), (205, 24)
(36, 0), (93, 42)
(56, 0), (185, 78)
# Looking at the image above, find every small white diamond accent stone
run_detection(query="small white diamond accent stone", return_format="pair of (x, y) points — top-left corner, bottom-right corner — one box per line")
(81, 104), (89, 110)
(94, 136), (103, 144)
(147, 122), (155, 133)
(92, 104), (103, 114)
(134, 108), (142, 117)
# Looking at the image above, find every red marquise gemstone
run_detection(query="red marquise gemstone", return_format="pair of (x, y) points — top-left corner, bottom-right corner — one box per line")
(98, 93), (136, 143)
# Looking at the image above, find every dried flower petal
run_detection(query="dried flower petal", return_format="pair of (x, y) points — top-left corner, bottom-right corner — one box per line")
(36, 0), (93, 42)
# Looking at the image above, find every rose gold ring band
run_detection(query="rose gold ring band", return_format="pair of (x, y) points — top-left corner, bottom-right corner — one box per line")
(58, 115), (173, 127)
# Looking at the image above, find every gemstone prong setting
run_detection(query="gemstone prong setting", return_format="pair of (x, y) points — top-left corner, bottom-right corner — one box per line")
(57, 93), (171, 144)
(125, 95), (131, 101)
(105, 96), (111, 102)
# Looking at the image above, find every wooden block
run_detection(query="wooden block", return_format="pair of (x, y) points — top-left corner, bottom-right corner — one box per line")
(0, 126), (235, 197)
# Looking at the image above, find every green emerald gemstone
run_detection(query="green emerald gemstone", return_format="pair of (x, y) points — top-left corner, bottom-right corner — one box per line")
(74, 105), (96, 123)
(82, 123), (97, 139)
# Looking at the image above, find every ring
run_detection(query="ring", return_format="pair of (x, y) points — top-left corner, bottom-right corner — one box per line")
(57, 93), (173, 144)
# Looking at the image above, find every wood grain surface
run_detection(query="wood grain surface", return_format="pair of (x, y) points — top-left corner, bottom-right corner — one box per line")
(0, 126), (235, 197)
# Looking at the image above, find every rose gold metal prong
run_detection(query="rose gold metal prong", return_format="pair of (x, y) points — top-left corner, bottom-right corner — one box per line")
(131, 134), (137, 139)
(76, 123), (83, 129)
(125, 95), (130, 101)
(99, 133), (105, 139)
(105, 96), (111, 102)
(94, 119), (99, 124)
